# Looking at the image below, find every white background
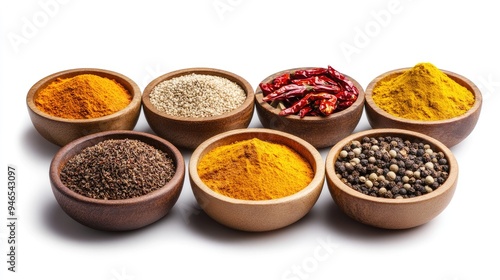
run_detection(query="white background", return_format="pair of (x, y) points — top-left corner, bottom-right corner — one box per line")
(1, 1), (499, 279)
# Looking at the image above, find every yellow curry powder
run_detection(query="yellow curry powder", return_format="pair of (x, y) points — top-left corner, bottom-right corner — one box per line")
(197, 138), (314, 200)
(35, 74), (131, 119)
(372, 62), (475, 121)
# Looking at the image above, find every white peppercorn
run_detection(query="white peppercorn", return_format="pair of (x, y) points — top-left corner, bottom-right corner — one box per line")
(386, 171), (397, 181)
(425, 175), (435, 185)
(340, 150), (348, 158)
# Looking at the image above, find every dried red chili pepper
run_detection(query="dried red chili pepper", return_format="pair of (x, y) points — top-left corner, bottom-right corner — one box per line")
(262, 66), (359, 117)
(259, 82), (275, 95)
(327, 65), (345, 81)
(291, 75), (338, 86)
(316, 75), (338, 86)
(337, 100), (355, 111)
(279, 93), (336, 117)
(292, 67), (328, 79)
(318, 98), (337, 115)
(327, 65), (358, 95)
(309, 92), (335, 101)
(299, 106), (313, 118)
(310, 84), (342, 94)
(336, 91), (357, 101)
(259, 73), (291, 95)
(262, 84), (306, 101)
(291, 76), (318, 86)
(272, 72), (290, 89)
(279, 93), (312, 116)
(264, 84), (341, 102)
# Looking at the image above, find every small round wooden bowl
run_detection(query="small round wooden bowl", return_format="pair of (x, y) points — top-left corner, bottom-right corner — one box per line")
(27, 68), (142, 147)
(325, 128), (459, 230)
(254, 67), (365, 149)
(365, 68), (482, 148)
(142, 68), (255, 150)
(189, 128), (325, 232)
(49, 130), (185, 231)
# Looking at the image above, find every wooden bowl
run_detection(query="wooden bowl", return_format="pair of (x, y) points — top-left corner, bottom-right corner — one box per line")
(142, 68), (255, 150)
(49, 130), (185, 231)
(325, 128), (459, 229)
(254, 67), (365, 149)
(365, 68), (482, 147)
(27, 68), (142, 146)
(189, 128), (325, 232)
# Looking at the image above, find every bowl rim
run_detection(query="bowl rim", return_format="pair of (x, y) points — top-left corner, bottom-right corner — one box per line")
(189, 128), (325, 205)
(142, 67), (255, 122)
(49, 130), (185, 206)
(325, 128), (459, 205)
(254, 66), (365, 121)
(26, 68), (142, 123)
(365, 67), (483, 124)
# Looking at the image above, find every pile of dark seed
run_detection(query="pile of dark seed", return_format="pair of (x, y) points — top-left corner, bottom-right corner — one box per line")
(60, 139), (176, 200)
(334, 136), (450, 199)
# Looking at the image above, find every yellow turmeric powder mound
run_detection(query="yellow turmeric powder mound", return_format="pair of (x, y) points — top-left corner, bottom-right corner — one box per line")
(372, 62), (475, 121)
(35, 74), (131, 119)
(197, 138), (314, 200)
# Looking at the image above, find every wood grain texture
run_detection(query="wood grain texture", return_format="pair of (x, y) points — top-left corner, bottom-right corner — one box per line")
(364, 68), (482, 148)
(49, 130), (185, 231)
(325, 128), (459, 230)
(189, 128), (325, 232)
(26, 68), (142, 147)
(254, 67), (365, 149)
(142, 68), (255, 150)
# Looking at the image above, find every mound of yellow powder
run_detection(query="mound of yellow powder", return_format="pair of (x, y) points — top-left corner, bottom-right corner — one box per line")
(372, 62), (475, 121)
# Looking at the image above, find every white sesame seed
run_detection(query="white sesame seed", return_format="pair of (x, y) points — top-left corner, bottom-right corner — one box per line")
(149, 73), (246, 118)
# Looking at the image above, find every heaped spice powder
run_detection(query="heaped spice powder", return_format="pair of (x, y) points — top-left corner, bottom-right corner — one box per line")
(35, 74), (132, 119)
(149, 73), (246, 118)
(371, 63), (475, 121)
(60, 139), (176, 200)
(197, 138), (314, 200)
(335, 136), (450, 199)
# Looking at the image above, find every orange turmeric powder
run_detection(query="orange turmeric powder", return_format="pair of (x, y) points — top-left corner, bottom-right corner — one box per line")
(35, 74), (131, 119)
(197, 138), (314, 200)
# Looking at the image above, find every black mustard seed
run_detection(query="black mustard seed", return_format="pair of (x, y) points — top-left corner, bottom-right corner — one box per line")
(60, 139), (176, 200)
